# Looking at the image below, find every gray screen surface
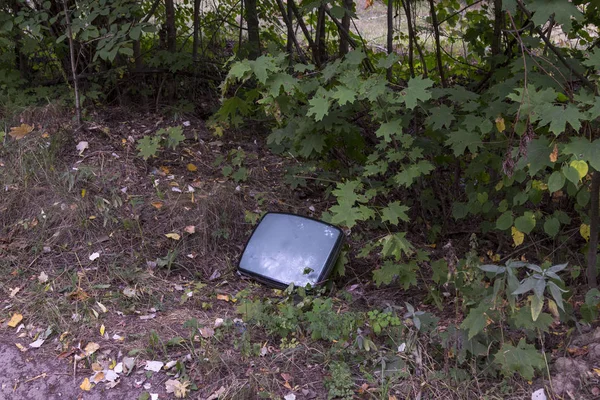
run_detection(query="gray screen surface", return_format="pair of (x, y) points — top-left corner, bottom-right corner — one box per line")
(239, 213), (342, 287)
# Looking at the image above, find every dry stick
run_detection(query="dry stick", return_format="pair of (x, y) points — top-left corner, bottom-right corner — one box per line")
(62, 0), (81, 127)
(274, 0), (308, 64)
(588, 171), (600, 288)
(428, 0), (447, 87)
(288, 0), (320, 67)
(401, 0), (415, 78)
(516, 0), (596, 93)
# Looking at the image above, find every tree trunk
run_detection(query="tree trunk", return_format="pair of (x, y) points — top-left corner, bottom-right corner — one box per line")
(386, 0), (394, 80)
(193, 0), (201, 61)
(588, 171), (600, 288)
(428, 0), (446, 87)
(244, 0), (260, 59)
(339, 0), (352, 57)
(164, 0), (176, 53)
(491, 0), (503, 68)
(315, 5), (327, 64)
(289, 0), (320, 66)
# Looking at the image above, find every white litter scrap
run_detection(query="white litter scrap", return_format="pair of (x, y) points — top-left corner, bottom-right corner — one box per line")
(531, 388), (547, 400)
(144, 360), (164, 372)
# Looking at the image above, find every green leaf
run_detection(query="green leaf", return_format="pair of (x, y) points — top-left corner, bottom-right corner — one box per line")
(514, 212), (536, 234)
(577, 189), (590, 207)
(537, 104), (583, 135)
(563, 165), (580, 185)
(544, 217), (560, 237)
(452, 202), (469, 219)
(376, 119), (402, 143)
(165, 126), (184, 150)
(394, 161), (435, 187)
(307, 96), (330, 122)
(446, 129), (482, 156)
(129, 25), (142, 40)
(547, 171), (565, 193)
(563, 138), (600, 172)
(401, 76), (433, 110)
(250, 55), (279, 84)
(330, 86), (356, 106)
(496, 212), (514, 230)
(460, 302), (490, 340)
(523, 137), (553, 176)
(379, 233), (413, 261)
(495, 339), (545, 380)
(427, 105), (455, 130)
(528, 0), (582, 33)
(136, 135), (161, 160)
(267, 73), (298, 97)
(329, 201), (367, 228)
(381, 201), (410, 225)
(547, 281), (565, 311)
(510, 307), (553, 333)
(228, 62), (252, 80)
(431, 259), (448, 284)
(298, 133), (326, 157)
(373, 260), (417, 289)
(332, 180), (363, 205)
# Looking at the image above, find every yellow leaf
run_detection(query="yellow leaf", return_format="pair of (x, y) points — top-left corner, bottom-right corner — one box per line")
(549, 144), (558, 163)
(570, 160), (589, 181)
(100, 324), (105, 336)
(511, 226), (524, 247)
(15, 343), (27, 352)
(216, 294), (230, 302)
(187, 163), (198, 172)
(581, 224), (591, 242)
(165, 233), (181, 240)
(495, 116), (505, 133)
(151, 201), (163, 209)
(548, 299), (559, 319)
(9, 124), (34, 140)
(160, 166), (170, 174)
(41, 132), (50, 138)
(593, 368), (600, 376)
(80, 377), (92, 391)
(81, 189), (86, 198)
(89, 215), (96, 220)
(8, 313), (23, 328)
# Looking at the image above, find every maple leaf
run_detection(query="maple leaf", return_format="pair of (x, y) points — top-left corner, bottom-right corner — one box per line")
(379, 232), (414, 261)
(375, 119), (402, 142)
(495, 339), (545, 380)
(528, 0), (582, 33)
(329, 201), (367, 228)
(520, 137), (553, 176)
(267, 73), (298, 97)
(460, 302), (490, 340)
(307, 96), (331, 122)
(298, 133), (326, 157)
(537, 103), (583, 136)
(227, 62), (251, 80)
(9, 124), (34, 140)
(249, 55), (279, 84)
(400, 76), (433, 110)
(331, 86), (356, 106)
(165, 126), (185, 150)
(445, 129), (481, 156)
(427, 105), (455, 130)
(136, 135), (161, 160)
(380, 201), (410, 225)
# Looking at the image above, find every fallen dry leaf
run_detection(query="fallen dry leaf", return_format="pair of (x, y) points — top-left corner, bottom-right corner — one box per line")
(9, 124), (34, 140)
(76, 141), (89, 155)
(145, 360), (164, 372)
(38, 271), (49, 283)
(80, 377), (92, 391)
(165, 379), (191, 398)
(184, 225), (196, 234)
(93, 371), (105, 383)
(8, 313), (23, 328)
(100, 324), (105, 336)
(187, 163), (198, 172)
(207, 386), (226, 400)
(15, 343), (27, 352)
(84, 342), (100, 356)
(216, 294), (230, 302)
(199, 327), (215, 338)
(151, 201), (163, 209)
(89, 252), (100, 261)
(550, 144), (558, 162)
(165, 233), (181, 240)
(9, 287), (20, 297)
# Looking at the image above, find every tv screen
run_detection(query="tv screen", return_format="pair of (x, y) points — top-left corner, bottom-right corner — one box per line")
(238, 213), (343, 288)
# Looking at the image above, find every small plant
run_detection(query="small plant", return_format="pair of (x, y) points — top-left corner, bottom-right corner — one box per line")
(136, 126), (185, 160)
(324, 361), (354, 400)
(214, 148), (249, 182)
(367, 309), (401, 335)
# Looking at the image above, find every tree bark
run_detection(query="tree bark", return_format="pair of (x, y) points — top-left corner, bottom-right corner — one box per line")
(588, 171), (600, 288)
(288, 0), (320, 66)
(244, 0), (260, 59)
(164, 0), (176, 52)
(315, 5), (327, 64)
(339, 0), (352, 57)
(193, 0), (201, 61)
(386, 0), (394, 80)
(428, 0), (446, 87)
(491, 0), (503, 69)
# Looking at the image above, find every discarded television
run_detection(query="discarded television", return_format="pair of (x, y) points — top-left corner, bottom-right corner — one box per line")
(238, 212), (343, 288)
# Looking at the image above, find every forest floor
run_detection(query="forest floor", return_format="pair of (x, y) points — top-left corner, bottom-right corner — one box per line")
(0, 106), (598, 400)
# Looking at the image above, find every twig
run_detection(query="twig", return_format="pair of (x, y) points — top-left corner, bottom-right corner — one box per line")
(61, 0), (82, 127)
